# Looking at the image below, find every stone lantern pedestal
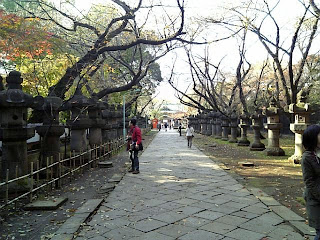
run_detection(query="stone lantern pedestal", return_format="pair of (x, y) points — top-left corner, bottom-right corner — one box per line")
(264, 98), (285, 156)
(250, 109), (265, 151)
(194, 115), (200, 133)
(88, 100), (105, 148)
(109, 105), (119, 140)
(221, 116), (230, 141)
(66, 88), (91, 153)
(206, 113), (212, 136)
(36, 94), (64, 167)
(0, 71), (43, 180)
(211, 112), (217, 137)
(102, 108), (112, 142)
(215, 113), (222, 139)
(238, 114), (250, 146)
(288, 89), (312, 163)
(200, 114), (206, 135)
(229, 112), (238, 143)
(117, 110), (125, 138)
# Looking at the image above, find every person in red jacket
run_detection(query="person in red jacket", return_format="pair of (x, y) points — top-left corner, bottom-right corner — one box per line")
(129, 118), (142, 174)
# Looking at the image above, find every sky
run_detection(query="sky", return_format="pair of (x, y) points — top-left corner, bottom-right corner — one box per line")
(56, 0), (320, 104)
(154, 0), (311, 103)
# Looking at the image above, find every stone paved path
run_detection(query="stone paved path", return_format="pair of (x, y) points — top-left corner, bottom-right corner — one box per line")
(76, 130), (306, 240)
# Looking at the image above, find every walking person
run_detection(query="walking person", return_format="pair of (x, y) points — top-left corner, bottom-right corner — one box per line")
(157, 122), (161, 131)
(164, 122), (168, 132)
(129, 119), (142, 174)
(186, 124), (194, 148)
(178, 123), (182, 136)
(302, 124), (320, 240)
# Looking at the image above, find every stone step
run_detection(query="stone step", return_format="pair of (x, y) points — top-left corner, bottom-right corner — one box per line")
(51, 198), (104, 240)
(23, 197), (68, 211)
(108, 174), (123, 182)
(98, 161), (113, 168)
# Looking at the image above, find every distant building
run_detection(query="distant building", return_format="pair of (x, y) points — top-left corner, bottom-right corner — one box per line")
(159, 102), (187, 128)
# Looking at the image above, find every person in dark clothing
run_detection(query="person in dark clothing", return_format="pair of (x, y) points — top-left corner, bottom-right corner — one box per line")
(178, 124), (182, 136)
(164, 122), (168, 131)
(302, 125), (320, 240)
(129, 118), (142, 174)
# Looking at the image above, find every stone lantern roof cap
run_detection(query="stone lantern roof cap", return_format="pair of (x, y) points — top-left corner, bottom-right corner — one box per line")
(240, 113), (250, 120)
(0, 71), (44, 108)
(6, 70), (23, 89)
(289, 88), (312, 113)
(251, 108), (263, 119)
(265, 97), (282, 115)
(102, 109), (112, 118)
(68, 88), (90, 108)
(221, 114), (230, 120)
(215, 112), (222, 118)
(230, 110), (238, 120)
(88, 97), (106, 110)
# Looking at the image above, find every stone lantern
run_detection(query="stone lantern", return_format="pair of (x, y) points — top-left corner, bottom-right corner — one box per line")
(238, 113), (251, 146)
(194, 115), (200, 133)
(115, 108), (123, 138)
(88, 98), (105, 147)
(102, 106), (112, 142)
(288, 89), (312, 163)
(211, 111), (217, 137)
(250, 108), (265, 151)
(264, 97), (285, 156)
(105, 105), (116, 140)
(187, 115), (196, 130)
(66, 88), (91, 153)
(199, 113), (205, 135)
(221, 115), (230, 141)
(109, 105), (119, 140)
(0, 76), (4, 91)
(0, 71), (43, 179)
(36, 93), (64, 167)
(229, 111), (238, 143)
(206, 113), (212, 136)
(215, 112), (222, 139)
(201, 113), (206, 135)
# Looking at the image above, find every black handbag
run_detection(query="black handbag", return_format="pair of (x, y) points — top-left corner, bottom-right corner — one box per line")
(131, 142), (143, 151)
(138, 143), (143, 151)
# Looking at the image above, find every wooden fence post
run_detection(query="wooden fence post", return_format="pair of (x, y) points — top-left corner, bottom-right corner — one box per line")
(36, 160), (40, 188)
(5, 169), (9, 217)
(46, 157), (50, 192)
(50, 156), (53, 189)
(58, 153), (62, 188)
(88, 146), (92, 168)
(29, 162), (34, 203)
(80, 149), (83, 174)
(15, 165), (18, 209)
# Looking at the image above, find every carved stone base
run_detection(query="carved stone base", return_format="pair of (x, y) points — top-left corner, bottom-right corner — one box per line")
(229, 139), (238, 143)
(288, 154), (302, 164)
(250, 142), (265, 151)
(266, 147), (285, 156)
(238, 140), (250, 146)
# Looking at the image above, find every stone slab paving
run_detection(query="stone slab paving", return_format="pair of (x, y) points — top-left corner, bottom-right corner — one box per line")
(52, 199), (103, 240)
(74, 130), (308, 240)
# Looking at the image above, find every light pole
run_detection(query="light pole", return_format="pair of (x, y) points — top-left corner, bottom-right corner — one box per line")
(123, 95), (126, 143)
